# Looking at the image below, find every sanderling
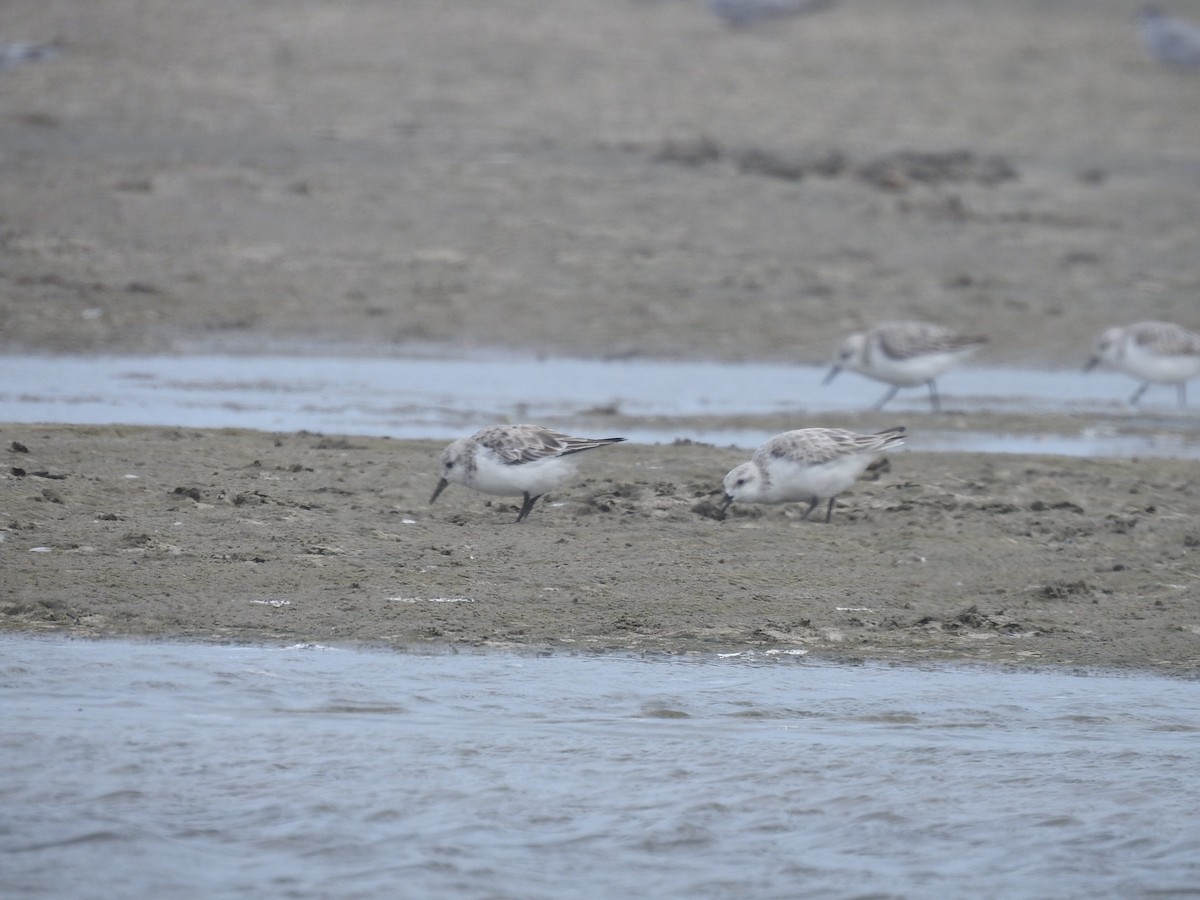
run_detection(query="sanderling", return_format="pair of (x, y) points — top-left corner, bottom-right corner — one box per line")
(720, 426), (905, 523)
(706, 0), (834, 27)
(823, 320), (987, 412)
(1084, 320), (1200, 406)
(1137, 5), (1200, 68)
(429, 425), (626, 523)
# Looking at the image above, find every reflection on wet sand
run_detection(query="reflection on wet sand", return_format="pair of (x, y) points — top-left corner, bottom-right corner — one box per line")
(2, 353), (1198, 459)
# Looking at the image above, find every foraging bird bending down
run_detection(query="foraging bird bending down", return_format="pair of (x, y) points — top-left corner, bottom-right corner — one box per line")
(720, 426), (905, 523)
(430, 425), (626, 523)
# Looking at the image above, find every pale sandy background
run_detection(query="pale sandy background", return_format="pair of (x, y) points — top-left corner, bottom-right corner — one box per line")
(5, 424), (1200, 672)
(1, 0), (1199, 362)
(2, 0), (1199, 671)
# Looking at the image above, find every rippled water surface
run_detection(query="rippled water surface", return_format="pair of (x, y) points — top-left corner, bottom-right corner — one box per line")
(3, 636), (1198, 899)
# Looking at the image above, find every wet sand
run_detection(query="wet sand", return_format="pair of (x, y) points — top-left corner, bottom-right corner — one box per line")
(4, 424), (1199, 673)
(1, 0), (1199, 671)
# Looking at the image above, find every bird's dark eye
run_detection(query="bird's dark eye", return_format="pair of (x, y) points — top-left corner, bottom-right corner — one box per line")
(736, 478), (746, 487)
(445, 461), (454, 469)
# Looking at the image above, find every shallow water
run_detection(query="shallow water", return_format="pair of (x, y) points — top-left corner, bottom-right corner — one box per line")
(2, 636), (1198, 899)
(2, 352), (1198, 458)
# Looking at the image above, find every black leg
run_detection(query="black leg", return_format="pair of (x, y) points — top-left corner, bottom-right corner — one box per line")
(872, 385), (899, 411)
(799, 497), (821, 521)
(514, 492), (540, 523)
(824, 496), (836, 523)
(927, 379), (941, 413)
(1130, 382), (1149, 405)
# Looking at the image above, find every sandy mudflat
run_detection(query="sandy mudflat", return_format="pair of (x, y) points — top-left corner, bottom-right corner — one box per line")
(1, 0), (1199, 670)
(3, 424), (1199, 673)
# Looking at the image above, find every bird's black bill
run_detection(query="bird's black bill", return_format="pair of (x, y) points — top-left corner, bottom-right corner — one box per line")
(429, 477), (449, 505)
(719, 494), (734, 514)
(821, 365), (841, 386)
(1083, 357), (1099, 373)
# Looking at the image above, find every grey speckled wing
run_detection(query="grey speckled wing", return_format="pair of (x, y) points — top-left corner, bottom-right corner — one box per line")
(1132, 322), (1200, 356)
(876, 322), (987, 360)
(760, 426), (905, 466)
(475, 425), (624, 465)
